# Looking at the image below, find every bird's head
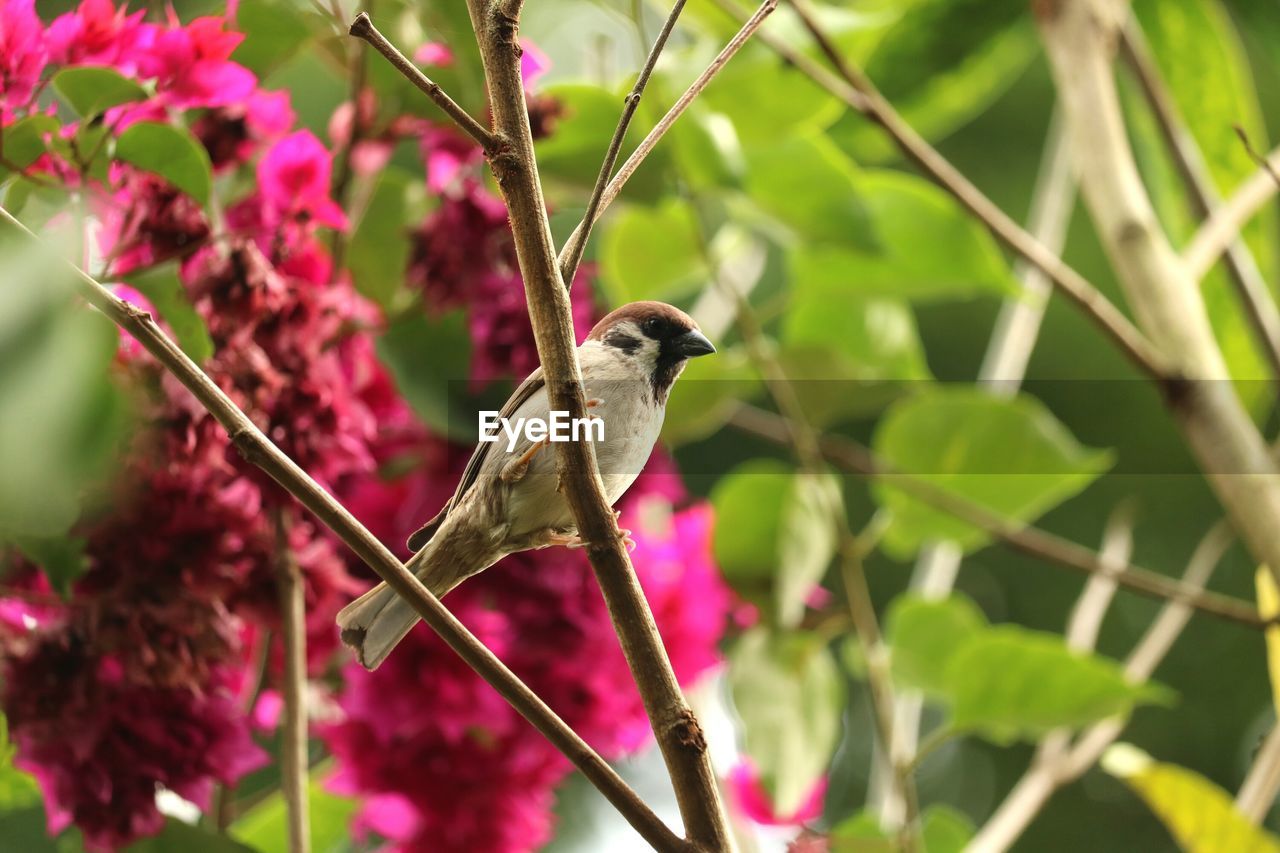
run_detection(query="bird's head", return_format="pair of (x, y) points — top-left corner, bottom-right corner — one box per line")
(586, 301), (716, 402)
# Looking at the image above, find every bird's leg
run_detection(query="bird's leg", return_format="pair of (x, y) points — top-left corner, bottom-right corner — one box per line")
(554, 399), (604, 495)
(500, 437), (550, 484)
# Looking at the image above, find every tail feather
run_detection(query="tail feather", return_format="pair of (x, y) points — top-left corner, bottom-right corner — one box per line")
(336, 547), (468, 670)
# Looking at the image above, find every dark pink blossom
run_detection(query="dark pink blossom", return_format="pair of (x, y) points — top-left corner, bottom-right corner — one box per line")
(413, 41), (453, 67)
(0, 0), (48, 118)
(258, 129), (348, 230)
(95, 165), (211, 274)
(138, 13), (256, 109)
(194, 89), (295, 170)
(46, 0), (152, 73)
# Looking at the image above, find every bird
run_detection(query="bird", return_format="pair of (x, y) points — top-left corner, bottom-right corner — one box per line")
(337, 300), (716, 669)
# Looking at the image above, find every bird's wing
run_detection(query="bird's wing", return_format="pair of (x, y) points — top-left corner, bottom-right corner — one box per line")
(405, 366), (547, 551)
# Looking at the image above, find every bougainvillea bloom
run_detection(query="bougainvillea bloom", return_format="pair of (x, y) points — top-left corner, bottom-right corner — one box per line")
(45, 0), (150, 72)
(138, 13), (256, 108)
(0, 0), (48, 117)
(258, 129), (349, 230)
(728, 761), (828, 826)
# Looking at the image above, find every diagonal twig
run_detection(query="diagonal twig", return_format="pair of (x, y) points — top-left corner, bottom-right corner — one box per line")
(555, 0), (778, 276)
(558, 0), (689, 286)
(0, 204), (688, 853)
(708, 0), (1174, 386)
(349, 13), (497, 153)
(1184, 143), (1280, 281)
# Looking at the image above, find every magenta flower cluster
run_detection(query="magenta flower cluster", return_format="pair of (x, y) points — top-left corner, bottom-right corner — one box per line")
(0, 2), (731, 851)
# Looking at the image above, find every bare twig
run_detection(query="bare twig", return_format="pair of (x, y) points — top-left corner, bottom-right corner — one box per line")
(1118, 23), (1280, 385)
(707, 0), (1173, 384)
(1039, 0), (1280, 593)
(969, 521), (1234, 852)
(1184, 144), (1280, 280)
(455, 0), (731, 846)
(727, 404), (1265, 628)
(0, 204), (687, 853)
(1237, 126), (1280, 190)
(558, 0), (689, 286)
(330, 0), (372, 268)
(274, 511), (311, 853)
(348, 13), (497, 154)
(555, 0), (778, 275)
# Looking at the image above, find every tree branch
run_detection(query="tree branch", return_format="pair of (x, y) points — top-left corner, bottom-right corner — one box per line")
(454, 0), (731, 847)
(274, 511), (310, 853)
(727, 404), (1265, 628)
(1117, 22), (1280, 386)
(554, 0), (778, 277)
(969, 520), (1234, 852)
(1038, 0), (1280, 593)
(1184, 143), (1280, 281)
(349, 13), (497, 154)
(708, 0), (1174, 385)
(1237, 723), (1280, 823)
(0, 204), (688, 853)
(557, 0), (689, 286)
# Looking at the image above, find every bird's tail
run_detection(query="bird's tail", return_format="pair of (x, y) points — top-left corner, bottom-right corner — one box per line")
(336, 545), (467, 671)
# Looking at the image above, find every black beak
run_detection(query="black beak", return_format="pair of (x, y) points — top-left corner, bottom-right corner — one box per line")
(667, 329), (716, 359)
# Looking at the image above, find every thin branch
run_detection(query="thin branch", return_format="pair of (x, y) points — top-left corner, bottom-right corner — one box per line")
(1118, 22), (1280, 386)
(554, 0), (778, 275)
(453, 0), (731, 847)
(1038, 0), (1280, 594)
(1238, 723), (1280, 823)
(330, 0), (372, 269)
(348, 13), (497, 154)
(1064, 504), (1134, 653)
(969, 520), (1234, 853)
(557, 0), (689, 286)
(0, 204), (688, 853)
(1237, 126), (1280, 190)
(707, 0), (1174, 385)
(727, 404), (1265, 628)
(274, 511), (311, 853)
(1184, 143), (1280, 281)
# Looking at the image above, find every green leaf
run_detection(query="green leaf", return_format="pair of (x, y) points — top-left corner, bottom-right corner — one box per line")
(871, 388), (1112, 557)
(115, 122), (213, 207)
(1103, 743), (1280, 853)
(886, 594), (988, 696)
(699, 50), (842, 142)
(744, 134), (876, 251)
(947, 627), (1173, 740)
(349, 169), (415, 309)
(711, 460), (840, 625)
(729, 628), (844, 817)
(830, 811), (895, 852)
(231, 0), (314, 75)
(661, 345), (759, 445)
(921, 805), (976, 853)
(839, 0), (1036, 161)
(599, 199), (707, 304)
(231, 769), (358, 853)
(787, 170), (1014, 302)
(376, 310), (475, 441)
(51, 66), (148, 118)
(0, 116), (59, 182)
(12, 536), (88, 598)
(124, 266), (214, 364)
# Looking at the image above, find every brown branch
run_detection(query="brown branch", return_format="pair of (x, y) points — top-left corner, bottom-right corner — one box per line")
(274, 511), (311, 853)
(727, 404), (1265, 628)
(1184, 143), (1280, 280)
(0, 204), (688, 853)
(555, 0), (778, 276)
(454, 1), (731, 848)
(348, 13), (497, 154)
(1117, 23), (1280, 386)
(557, 0), (689, 287)
(707, 0), (1174, 386)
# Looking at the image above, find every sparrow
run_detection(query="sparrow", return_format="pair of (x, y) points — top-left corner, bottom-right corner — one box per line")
(337, 301), (716, 669)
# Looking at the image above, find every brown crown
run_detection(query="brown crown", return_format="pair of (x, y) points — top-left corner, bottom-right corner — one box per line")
(586, 301), (699, 341)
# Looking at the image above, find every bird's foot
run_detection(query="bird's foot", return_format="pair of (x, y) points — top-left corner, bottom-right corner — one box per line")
(500, 437), (550, 483)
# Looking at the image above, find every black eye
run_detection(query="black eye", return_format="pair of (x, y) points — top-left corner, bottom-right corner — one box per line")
(642, 317), (663, 336)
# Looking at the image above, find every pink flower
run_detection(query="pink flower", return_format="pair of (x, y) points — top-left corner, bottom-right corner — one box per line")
(95, 165), (211, 275)
(413, 41), (454, 67)
(138, 13), (256, 109)
(46, 0), (152, 73)
(0, 0), (48, 118)
(258, 130), (348, 230)
(727, 761), (827, 826)
(194, 89), (295, 170)
(520, 39), (549, 89)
